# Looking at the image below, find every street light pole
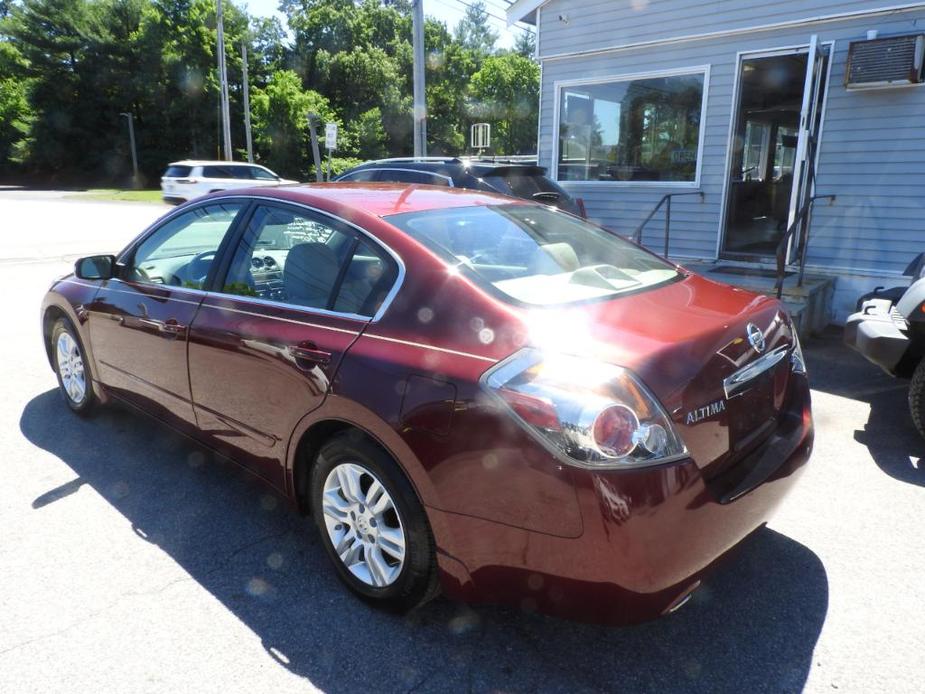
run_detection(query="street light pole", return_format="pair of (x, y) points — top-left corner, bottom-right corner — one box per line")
(119, 112), (139, 189)
(412, 0), (426, 157)
(242, 41), (253, 163)
(216, 0), (232, 161)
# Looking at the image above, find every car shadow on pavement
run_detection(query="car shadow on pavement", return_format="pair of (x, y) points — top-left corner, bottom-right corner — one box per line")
(21, 390), (828, 693)
(805, 328), (925, 487)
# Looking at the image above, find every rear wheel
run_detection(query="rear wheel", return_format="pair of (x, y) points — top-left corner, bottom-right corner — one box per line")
(310, 432), (438, 610)
(51, 318), (96, 416)
(909, 359), (925, 440)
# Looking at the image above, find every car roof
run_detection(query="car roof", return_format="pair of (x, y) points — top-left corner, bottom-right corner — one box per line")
(222, 182), (527, 217)
(349, 157), (544, 177)
(167, 160), (266, 167)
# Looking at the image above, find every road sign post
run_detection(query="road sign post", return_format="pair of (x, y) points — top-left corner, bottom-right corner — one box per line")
(325, 122), (337, 182)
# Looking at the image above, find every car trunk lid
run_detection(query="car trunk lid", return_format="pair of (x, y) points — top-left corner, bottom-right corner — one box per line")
(520, 272), (796, 477)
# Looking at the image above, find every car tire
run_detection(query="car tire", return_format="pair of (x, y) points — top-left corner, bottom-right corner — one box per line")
(909, 359), (925, 440)
(51, 318), (97, 416)
(310, 431), (438, 611)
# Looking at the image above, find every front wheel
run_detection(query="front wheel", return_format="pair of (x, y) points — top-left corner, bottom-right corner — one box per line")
(310, 432), (438, 610)
(51, 318), (96, 416)
(909, 359), (925, 440)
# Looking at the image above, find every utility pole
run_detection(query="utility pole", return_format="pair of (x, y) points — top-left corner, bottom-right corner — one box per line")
(120, 112), (140, 189)
(216, 0), (232, 161)
(242, 42), (253, 163)
(412, 0), (426, 157)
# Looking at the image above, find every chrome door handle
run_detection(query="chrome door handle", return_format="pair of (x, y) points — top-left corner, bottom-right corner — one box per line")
(289, 344), (332, 366)
(108, 314), (124, 324)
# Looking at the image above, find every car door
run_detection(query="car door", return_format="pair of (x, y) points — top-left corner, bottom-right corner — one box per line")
(86, 200), (247, 427)
(187, 202), (400, 488)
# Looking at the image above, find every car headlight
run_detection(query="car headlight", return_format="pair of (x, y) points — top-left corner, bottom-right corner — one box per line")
(481, 349), (687, 469)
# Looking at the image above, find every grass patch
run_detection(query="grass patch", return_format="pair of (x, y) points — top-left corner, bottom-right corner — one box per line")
(68, 189), (166, 203)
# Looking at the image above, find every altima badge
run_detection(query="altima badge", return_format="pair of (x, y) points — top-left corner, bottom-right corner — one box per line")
(746, 323), (765, 353)
(686, 399), (726, 425)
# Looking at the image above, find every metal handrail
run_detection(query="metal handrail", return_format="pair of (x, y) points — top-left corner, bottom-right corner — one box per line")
(774, 193), (836, 299)
(632, 191), (704, 256)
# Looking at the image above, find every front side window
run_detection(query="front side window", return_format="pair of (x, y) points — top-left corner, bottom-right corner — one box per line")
(127, 202), (244, 288)
(202, 165), (235, 179)
(386, 204), (678, 306)
(222, 205), (397, 316)
(557, 72), (705, 183)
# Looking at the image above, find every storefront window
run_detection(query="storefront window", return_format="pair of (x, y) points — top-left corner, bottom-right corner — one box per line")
(556, 72), (705, 183)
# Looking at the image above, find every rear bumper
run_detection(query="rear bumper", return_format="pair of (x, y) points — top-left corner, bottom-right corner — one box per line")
(844, 302), (908, 374)
(434, 377), (813, 624)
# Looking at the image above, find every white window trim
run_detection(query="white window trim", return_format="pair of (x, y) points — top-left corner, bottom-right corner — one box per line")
(551, 64), (711, 188)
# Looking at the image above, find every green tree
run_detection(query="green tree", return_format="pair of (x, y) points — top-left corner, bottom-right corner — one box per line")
(250, 69), (334, 177)
(512, 28), (535, 58)
(453, 0), (496, 55)
(469, 52), (539, 154)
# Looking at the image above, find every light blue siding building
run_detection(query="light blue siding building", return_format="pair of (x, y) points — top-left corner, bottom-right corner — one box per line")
(507, 1), (925, 322)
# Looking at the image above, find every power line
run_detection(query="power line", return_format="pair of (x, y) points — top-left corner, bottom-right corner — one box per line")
(444, 0), (536, 35)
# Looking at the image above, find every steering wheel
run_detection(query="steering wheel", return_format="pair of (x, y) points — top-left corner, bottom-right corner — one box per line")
(187, 250), (217, 286)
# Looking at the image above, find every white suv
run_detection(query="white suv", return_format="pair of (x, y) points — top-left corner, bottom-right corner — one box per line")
(160, 160), (298, 204)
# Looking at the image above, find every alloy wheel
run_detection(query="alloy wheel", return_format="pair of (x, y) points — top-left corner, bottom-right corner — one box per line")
(321, 462), (406, 588)
(56, 331), (86, 405)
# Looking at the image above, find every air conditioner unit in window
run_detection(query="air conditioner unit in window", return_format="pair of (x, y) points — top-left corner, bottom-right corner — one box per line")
(845, 34), (925, 90)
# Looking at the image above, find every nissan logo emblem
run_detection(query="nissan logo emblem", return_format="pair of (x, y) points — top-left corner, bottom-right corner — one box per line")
(746, 323), (765, 353)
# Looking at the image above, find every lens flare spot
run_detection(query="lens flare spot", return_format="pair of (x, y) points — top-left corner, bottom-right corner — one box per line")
(246, 577), (269, 597)
(266, 552), (284, 570)
(260, 495), (279, 511)
(478, 328), (495, 344)
(417, 307), (434, 323)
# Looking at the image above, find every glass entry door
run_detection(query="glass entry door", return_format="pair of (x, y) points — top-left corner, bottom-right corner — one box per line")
(721, 38), (828, 260)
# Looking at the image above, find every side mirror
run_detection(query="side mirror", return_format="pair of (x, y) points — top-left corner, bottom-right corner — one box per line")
(75, 255), (116, 280)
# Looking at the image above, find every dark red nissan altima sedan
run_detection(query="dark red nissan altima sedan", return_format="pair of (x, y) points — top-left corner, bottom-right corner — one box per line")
(40, 184), (813, 624)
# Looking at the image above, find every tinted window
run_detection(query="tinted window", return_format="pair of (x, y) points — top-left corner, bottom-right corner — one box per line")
(386, 204), (678, 306)
(378, 169), (450, 186)
(482, 173), (578, 213)
(164, 165), (192, 178)
(127, 202), (244, 289)
(338, 170), (378, 182)
(202, 166), (250, 178)
(249, 166), (278, 181)
(333, 238), (398, 316)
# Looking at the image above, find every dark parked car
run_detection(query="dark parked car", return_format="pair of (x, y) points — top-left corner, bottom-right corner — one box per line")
(334, 157), (586, 216)
(42, 184), (812, 624)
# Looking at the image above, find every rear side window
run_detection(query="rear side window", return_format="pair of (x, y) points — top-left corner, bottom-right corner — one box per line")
(221, 205), (398, 317)
(483, 173), (578, 213)
(164, 165), (192, 178)
(248, 166), (278, 181)
(338, 170), (378, 182)
(333, 238), (399, 316)
(377, 169), (450, 186)
(202, 166), (229, 178)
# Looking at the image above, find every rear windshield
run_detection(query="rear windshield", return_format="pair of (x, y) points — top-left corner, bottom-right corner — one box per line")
(164, 165), (192, 178)
(386, 205), (679, 306)
(481, 172), (578, 213)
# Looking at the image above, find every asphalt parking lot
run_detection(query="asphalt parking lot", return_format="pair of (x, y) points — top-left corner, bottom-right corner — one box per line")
(1, 189), (923, 693)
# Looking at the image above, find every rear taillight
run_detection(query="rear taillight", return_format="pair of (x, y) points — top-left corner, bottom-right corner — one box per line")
(482, 349), (687, 469)
(576, 197), (587, 218)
